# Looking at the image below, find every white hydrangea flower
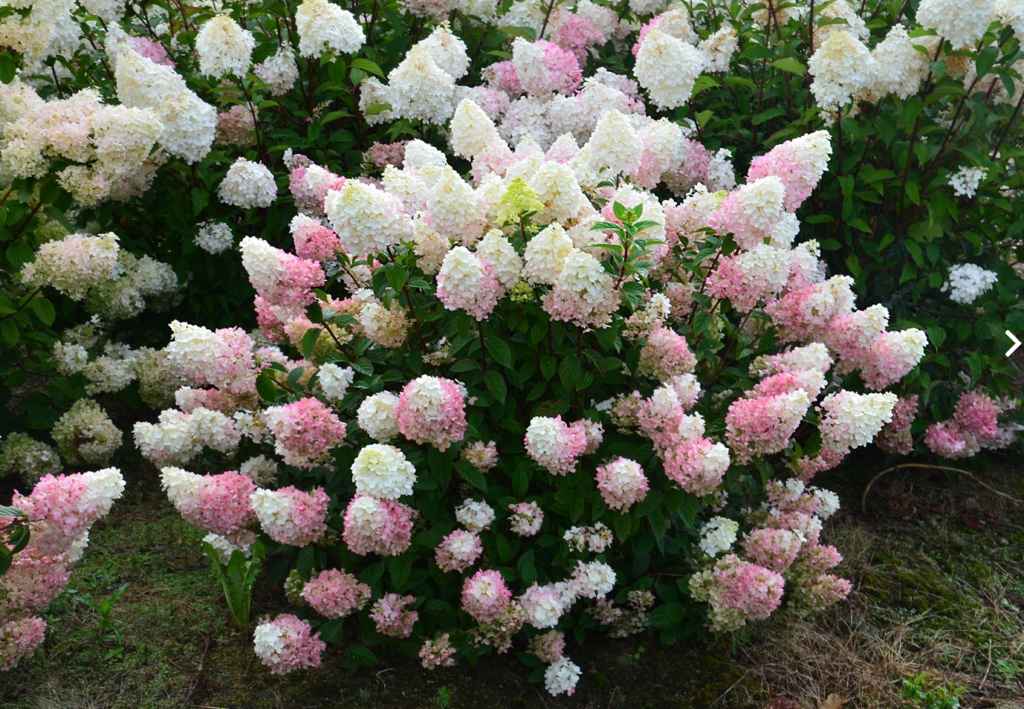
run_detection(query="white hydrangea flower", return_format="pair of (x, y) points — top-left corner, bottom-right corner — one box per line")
(357, 392), (401, 441)
(586, 110), (643, 176)
(819, 391), (898, 450)
(195, 15), (254, 78)
(455, 498), (496, 532)
(943, 263), (999, 303)
(325, 181), (413, 257)
(917, 0), (996, 49)
(295, 0), (365, 58)
(416, 23), (469, 80)
(475, 230), (523, 292)
(240, 455), (279, 487)
(219, 158), (277, 208)
(195, 221), (234, 254)
(317, 363), (354, 400)
(524, 223), (574, 285)
(948, 165), (986, 197)
(636, 29), (705, 110)
(351, 444), (416, 499)
(544, 657), (581, 697)
(387, 45), (456, 125)
(255, 45), (300, 95)
(808, 30), (876, 113)
(699, 517), (739, 557)
(450, 98), (503, 160)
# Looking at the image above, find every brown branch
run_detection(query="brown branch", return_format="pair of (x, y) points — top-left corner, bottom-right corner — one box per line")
(861, 463), (1024, 515)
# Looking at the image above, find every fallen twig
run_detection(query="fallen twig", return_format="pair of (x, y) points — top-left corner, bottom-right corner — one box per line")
(861, 464), (1024, 515)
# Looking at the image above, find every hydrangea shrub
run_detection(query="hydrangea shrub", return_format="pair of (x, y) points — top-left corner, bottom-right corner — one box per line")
(0, 0), (1021, 687)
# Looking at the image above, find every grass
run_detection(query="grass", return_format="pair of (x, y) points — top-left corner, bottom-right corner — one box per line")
(3, 457), (1024, 708)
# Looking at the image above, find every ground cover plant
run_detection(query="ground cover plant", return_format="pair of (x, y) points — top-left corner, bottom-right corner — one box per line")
(0, 0), (1021, 697)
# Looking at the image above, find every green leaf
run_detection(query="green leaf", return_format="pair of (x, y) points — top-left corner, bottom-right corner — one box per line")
(497, 25), (536, 41)
(385, 264), (408, 292)
(649, 602), (686, 630)
(0, 53), (16, 84)
(540, 356), (556, 380)
(350, 58), (384, 77)
(346, 645), (378, 670)
(484, 370), (507, 402)
(926, 326), (946, 348)
(1, 319), (19, 346)
(191, 187), (209, 216)
(488, 338), (513, 368)
(30, 297), (54, 326)
(518, 550), (536, 586)
(364, 102), (392, 116)
(300, 328), (322, 358)
(255, 373), (278, 402)
(512, 461), (532, 497)
(771, 57), (807, 76)
(559, 354), (581, 390)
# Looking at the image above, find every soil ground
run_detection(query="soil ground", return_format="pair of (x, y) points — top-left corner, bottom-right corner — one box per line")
(3, 455), (1024, 709)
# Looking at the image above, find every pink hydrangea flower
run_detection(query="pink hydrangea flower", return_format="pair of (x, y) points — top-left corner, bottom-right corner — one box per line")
(370, 593), (418, 637)
(485, 61), (523, 97)
(461, 441), (499, 472)
(290, 214), (342, 261)
(288, 156), (347, 216)
(800, 573), (852, 611)
(0, 617), (47, 671)
(263, 398), (346, 468)
(711, 555), (786, 623)
(524, 416), (588, 476)
(550, 14), (604, 62)
(420, 633), (457, 669)
(166, 321), (257, 396)
(366, 140), (408, 169)
(725, 391), (810, 463)
(746, 131), (831, 211)
(1, 554), (70, 614)
(519, 583), (565, 629)
(528, 629), (565, 663)
(11, 468), (125, 556)
(130, 36), (176, 67)
(240, 237), (325, 310)
(923, 421), (977, 459)
(300, 569), (371, 619)
(742, 528), (803, 572)
(250, 486), (329, 547)
(161, 468), (256, 543)
(764, 276), (856, 344)
(662, 437), (731, 496)
(462, 569), (512, 624)
(637, 326), (697, 380)
(508, 501), (544, 536)
(595, 457), (649, 511)
(952, 392), (1001, 441)
(436, 247), (501, 320)
(435, 529), (483, 573)
(394, 376), (467, 451)
(342, 494), (414, 556)
(253, 614), (325, 674)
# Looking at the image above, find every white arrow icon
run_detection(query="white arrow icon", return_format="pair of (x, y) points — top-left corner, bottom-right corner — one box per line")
(1008, 330), (1022, 357)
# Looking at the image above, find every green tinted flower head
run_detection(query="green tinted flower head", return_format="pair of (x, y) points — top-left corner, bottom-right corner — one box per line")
(497, 178), (544, 226)
(508, 280), (535, 303)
